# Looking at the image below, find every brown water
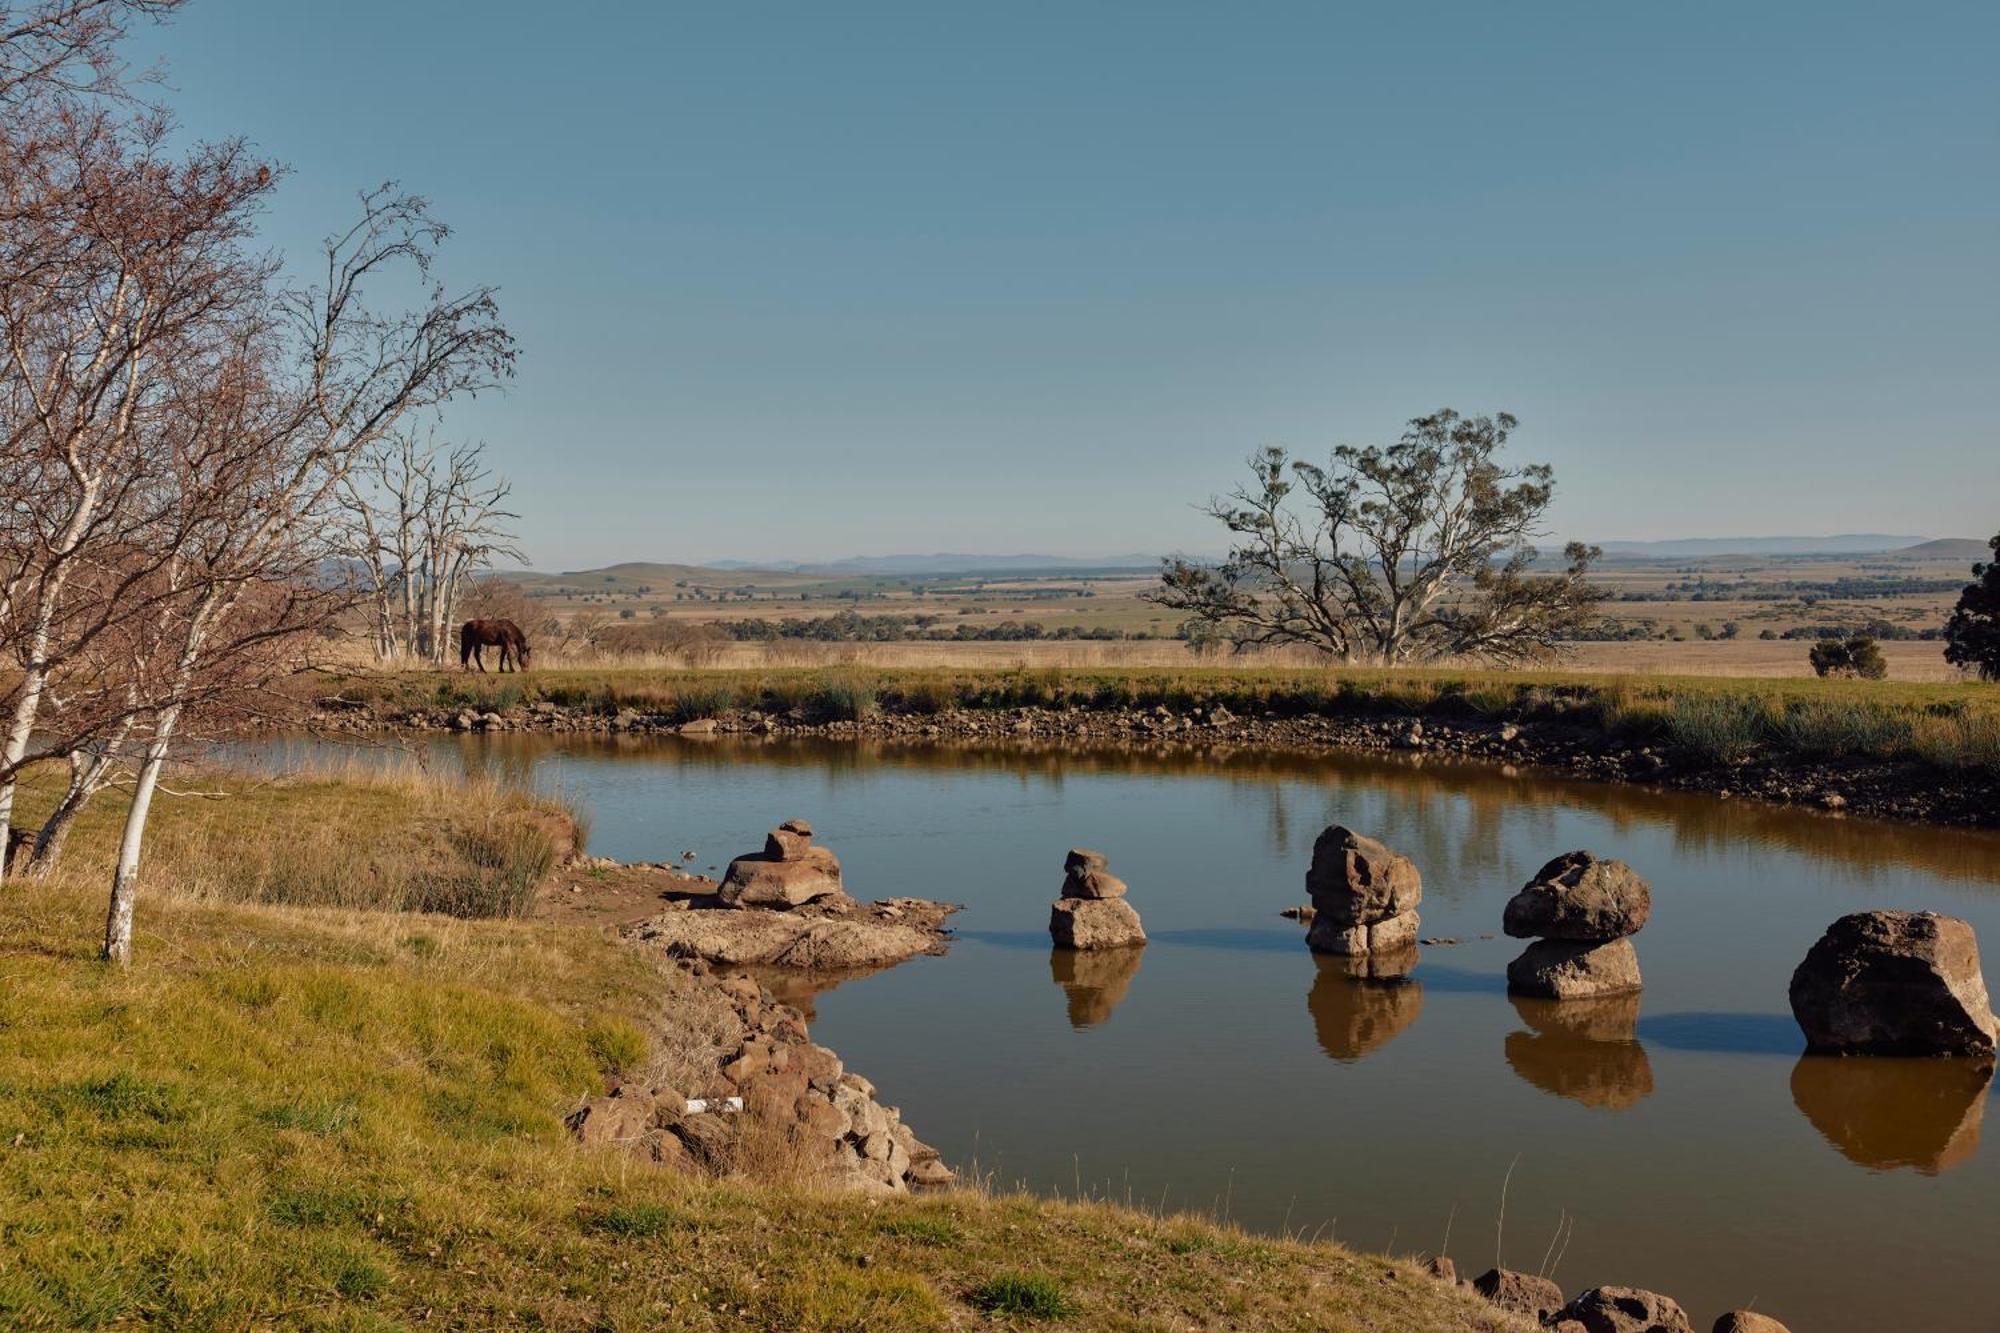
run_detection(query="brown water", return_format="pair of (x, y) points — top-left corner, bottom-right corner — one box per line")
(253, 733), (2000, 1331)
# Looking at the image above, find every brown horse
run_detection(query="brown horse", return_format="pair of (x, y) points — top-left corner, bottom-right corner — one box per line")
(459, 618), (531, 672)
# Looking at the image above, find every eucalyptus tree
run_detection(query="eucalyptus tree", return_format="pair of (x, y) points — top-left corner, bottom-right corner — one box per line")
(1153, 410), (1601, 665)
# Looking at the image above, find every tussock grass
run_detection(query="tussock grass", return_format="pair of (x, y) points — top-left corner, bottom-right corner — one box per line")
(0, 883), (1526, 1331)
(331, 662), (2000, 773)
(17, 757), (580, 919)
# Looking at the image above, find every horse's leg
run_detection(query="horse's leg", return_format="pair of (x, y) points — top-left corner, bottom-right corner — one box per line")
(499, 641), (513, 673)
(471, 643), (486, 673)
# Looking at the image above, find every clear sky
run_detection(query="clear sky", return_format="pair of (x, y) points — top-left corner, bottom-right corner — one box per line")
(129, 2), (1997, 570)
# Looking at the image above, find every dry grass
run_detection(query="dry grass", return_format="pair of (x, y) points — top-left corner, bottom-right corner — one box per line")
(0, 881), (1528, 1331)
(15, 756), (582, 919)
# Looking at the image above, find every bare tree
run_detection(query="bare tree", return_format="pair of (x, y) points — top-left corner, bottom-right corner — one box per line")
(1152, 410), (1601, 665)
(98, 185), (515, 963)
(0, 108), (277, 871)
(334, 432), (523, 663)
(0, 0), (184, 109)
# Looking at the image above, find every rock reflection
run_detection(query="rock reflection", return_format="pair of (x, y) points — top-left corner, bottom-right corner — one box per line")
(1504, 993), (1654, 1110)
(1307, 949), (1423, 1062)
(1048, 947), (1145, 1029)
(721, 961), (900, 1023)
(1790, 1056), (1995, 1174)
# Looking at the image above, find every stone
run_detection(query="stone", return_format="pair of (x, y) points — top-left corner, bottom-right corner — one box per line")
(1426, 1256), (1456, 1283)
(1788, 911), (1998, 1056)
(1050, 896), (1146, 950)
(1304, 826), (1422, 925)
(1507, 937), (1642, 1000)
(1553, 1285), (1693, 1333)
(1712, 1313), (1792, 1333)
(1061, 869), (1128, 900)
(1064, 847), (1108, 873)
(564, 1091), (654, 1148)
(779, 818), (812, 837)
(1306, 908), (1420, 956)
(763, 826), (811, 861)
(1472, 1268), (1564, 1322)
(1503, 851), (1651, 941)
(718, 844), (842, 908)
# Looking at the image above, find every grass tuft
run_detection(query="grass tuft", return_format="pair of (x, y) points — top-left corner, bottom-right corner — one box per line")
(967, 1272), (1079, 1321)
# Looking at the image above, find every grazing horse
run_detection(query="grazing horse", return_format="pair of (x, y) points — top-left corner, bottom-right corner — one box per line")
(459, 618), (531, 673)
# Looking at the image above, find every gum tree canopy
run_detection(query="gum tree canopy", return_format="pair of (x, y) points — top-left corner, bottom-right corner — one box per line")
(1943, 531), (2000, 681)
(1153, 410), (1601, 666)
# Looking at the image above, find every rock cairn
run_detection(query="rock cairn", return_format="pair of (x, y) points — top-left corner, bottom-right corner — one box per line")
(1303, 826), (1421, 955)
(718, 818), (842, 909)
(1789, 910), (1998, 1056)
(1049, 848), (1146, 950)
(567, 973), (952, 1196)
(1502, 851), (1649, 999)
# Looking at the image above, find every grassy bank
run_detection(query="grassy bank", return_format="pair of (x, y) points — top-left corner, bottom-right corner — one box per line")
(327, 662), (2000, 774)
(0, 882), (1523, 1330)
(14, 758), (579, 919)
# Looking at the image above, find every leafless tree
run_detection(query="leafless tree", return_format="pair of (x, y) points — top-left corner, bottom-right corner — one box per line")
(0, 108), (277, 871)
(334, 430), (523, 664)
(97, 185), (515, 963)
(0, 0), (183, 109)
(1152, 410), (1602, 665)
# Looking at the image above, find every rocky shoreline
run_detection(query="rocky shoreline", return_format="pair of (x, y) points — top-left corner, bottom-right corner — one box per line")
(338, 696), (2000, 829)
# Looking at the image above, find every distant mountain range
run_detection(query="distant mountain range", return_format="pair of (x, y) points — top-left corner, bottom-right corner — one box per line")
(704, 553), (1163, 576)
(1587, 534), (1938, 559)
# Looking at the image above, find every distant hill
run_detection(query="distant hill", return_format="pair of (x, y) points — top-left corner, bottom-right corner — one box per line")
(1891, 537), (1989, 561)
(1591, 534), (1931, 560)
(788, 553), (1160, 577)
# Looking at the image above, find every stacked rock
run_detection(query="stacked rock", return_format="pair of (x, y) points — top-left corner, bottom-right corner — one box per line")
(1049, 848), (1146, 950)
(717, 819), (843, 909)
(1303, 826), (1421, 956)
(1502, 851), (1649, 999)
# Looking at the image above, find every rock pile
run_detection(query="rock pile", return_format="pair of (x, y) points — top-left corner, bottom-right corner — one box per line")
(567, 972), (952, 1196)
(1303, 826), (1421, 955)
(1503, 851), (1649, 999)
(1553, 1285), (1694, 1332)
(718, 819), (842, 909)
(1049, 848), (1146, 950)
(1788, 910), (1998, 1056)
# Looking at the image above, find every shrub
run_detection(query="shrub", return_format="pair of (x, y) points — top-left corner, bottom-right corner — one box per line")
(1808, 635), (1887, 680)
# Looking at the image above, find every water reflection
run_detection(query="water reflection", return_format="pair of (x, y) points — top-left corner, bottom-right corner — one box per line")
(1505, 993), (1654, 1110)
(1790, 1056), (1995, 1175)
(1049, 947), (1144, 1029)
(1306, 950), (1423, 1061)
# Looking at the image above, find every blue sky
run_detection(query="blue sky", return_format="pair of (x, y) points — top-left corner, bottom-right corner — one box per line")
(131, 2), (1997, 569)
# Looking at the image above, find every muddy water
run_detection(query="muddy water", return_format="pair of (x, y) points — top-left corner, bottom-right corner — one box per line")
(257, 734), (2000, 1330)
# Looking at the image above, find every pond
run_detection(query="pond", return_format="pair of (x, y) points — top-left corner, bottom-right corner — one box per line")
(252, 733), (2000, 1331)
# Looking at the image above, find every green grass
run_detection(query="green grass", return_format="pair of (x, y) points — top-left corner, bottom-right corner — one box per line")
(967, 1272), (1079, 1321)
(327, 662), (2000, 773)
(0, 882), (1524, 1331)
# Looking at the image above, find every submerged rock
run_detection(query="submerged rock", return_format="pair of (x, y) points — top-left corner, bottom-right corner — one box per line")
(1503, 851), (1651, 941)
(1507, 937), (1643, 1000)
(1788, 910), (1998, 1056)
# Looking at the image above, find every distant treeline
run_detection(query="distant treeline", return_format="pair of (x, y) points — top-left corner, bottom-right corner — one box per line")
(713, 612), (1157, 642)
(1628, 577), (1967, 602)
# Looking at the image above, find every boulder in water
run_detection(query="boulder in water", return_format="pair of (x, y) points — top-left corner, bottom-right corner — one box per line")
(1788, 911), (1998, 1056)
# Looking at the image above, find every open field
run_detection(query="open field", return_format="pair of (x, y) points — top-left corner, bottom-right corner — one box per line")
(490, 545), (1986, 669)
(0, 787), (1523, 1331)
